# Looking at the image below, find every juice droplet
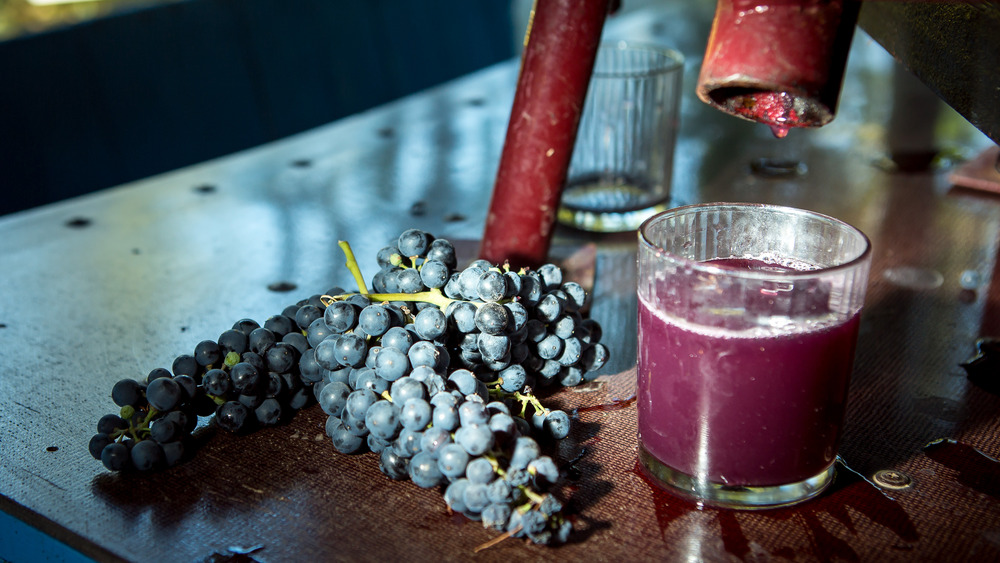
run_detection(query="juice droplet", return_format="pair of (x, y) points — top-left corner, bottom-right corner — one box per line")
(574, 395), (637, 414)
(770, 124), (789, 138)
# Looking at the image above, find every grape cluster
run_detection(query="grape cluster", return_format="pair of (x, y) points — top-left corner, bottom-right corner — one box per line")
(88, 304), (329, 472)
(87, 228), (609, 547)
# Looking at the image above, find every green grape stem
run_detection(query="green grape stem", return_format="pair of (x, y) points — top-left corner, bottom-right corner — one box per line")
(338, 240), (369, 295)
(508, 390), (548, 419)
(324, 240), (515, 312)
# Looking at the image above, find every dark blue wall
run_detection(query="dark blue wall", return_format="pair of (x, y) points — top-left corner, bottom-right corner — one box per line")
(0, 0), (514, 216)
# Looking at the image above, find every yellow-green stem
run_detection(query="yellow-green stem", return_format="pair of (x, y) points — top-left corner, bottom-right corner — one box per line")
(339, 240), (369, 295)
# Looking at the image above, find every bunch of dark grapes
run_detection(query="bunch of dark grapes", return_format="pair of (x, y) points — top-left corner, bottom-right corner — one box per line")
(87, 228), (608, 547)
(87, 302), (330, 472)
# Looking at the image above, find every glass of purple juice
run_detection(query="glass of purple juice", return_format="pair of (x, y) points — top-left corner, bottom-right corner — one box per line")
(636, 202), (871, 508)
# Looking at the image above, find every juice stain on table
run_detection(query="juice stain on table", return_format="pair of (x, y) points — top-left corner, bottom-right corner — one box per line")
(630, 458), (920, 561)
(924, 438), (1000, 499)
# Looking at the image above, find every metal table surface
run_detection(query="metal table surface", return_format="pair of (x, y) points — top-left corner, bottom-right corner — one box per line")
(3, 5), (1000, 562)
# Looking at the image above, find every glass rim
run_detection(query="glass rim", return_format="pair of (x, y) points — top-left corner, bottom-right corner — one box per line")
(637, 202), (872, 280)
(592, 40), (685, 79)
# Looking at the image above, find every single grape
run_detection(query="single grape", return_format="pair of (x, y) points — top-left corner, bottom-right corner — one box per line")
(97, 414), (127, 435)
(510, 436), (541, 470)
(354, 368), (389, 395)
(393, 427), (423, 458)
(130, 439), (164, 471)
(324, 301), (357, 333)
(444, 478), (471, 513)
(447, 301), (478, 333)
(171, 354), (199, 378)
(458, 264), (487, 301)
(380, 326), (413, 353)
(374, 346), (409, 381)
(409, 451), (445, 488)
(559, 365), (583, 387)
(111, 379), (145, 408)
(534, 294), (562, 323)
(314, 336), (344, 371)
(281, 331), (309, 355)
(334, 333), (367, 367)
(368, 433), (392, 453)
(255, 398), (282, 426)
(476, 270), (507, 302)
(419, 259), (450, 289)
(341, 408), (370, 438)
(455, 423), (493, 456)
(296, 349), (323, 384)
(163, 409), (195, 434)
(538, 494), (563, 516)
(248, 327), (277, 356)
(413, 307), (447, 341)
(543, 409), (571, 440)
(365, 399), (401, 441)
(528, 455), (560, 486)
(437, 443), (470, 478)
(475, 302), (510, 335)
(535, 333), (563, 361)
(503, 271), (521, 298)
(89, 434), (113, 460)
(345, 388), (379, 421)
(194, 340), (222, 367)
(101, 442), (131, 471)
(458, 401), (489, 427)
(404, 340), (439, 370)
(379, 447), (410, 479)
(160, 439), (186, 468)
(518, 272), (543, 305)
(426, 238), (457, 268)
(203, 368), (231, 397)
(306, 317), (333, 348)
(376, 245), (401, 269)
(500, 364), (528, 393)
(465, 456), (495, 484)
(447, 369), (478, 396)
(477, 333), (510, 362)
(232, 318), (261, 336)
(560, 281), (586, 312)
(463, 482), (490, 512)
(397, 228), (432, 257)
(581, 343), (609, 374)
(230, 362), (261, 395)
(329, 417), (365, 454)
(266, 342), (298, 373)
(482, 502), (512, 532)
(358, 305), (392, 337)
(294, 304), (324, 330)
(396, 268), (424, 293)
(146, 367), (172, 385)
(399, 398), (432, 431)
(486, 478), (514, 504)
(488, 413), (517, 443)
(557, 337), (582, 366)
(149, 418), (181, 443)
(432, 403), (460, 431)
(443, 272), (463, 299)
(263, 314), (295, 337)
(216, 401), (252, 433)
(536, 263), (563, 289)
(419, 426), (452, 457)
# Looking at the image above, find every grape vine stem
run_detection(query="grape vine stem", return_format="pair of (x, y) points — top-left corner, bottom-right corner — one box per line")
(338, 240), (369, 295)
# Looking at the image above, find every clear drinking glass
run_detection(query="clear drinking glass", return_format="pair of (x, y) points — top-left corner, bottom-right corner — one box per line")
(636, 203), (872, 508)
(558, 41), (684, 233)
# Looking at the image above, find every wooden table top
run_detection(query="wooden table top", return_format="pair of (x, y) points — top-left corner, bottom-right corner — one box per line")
(2, 5), (999, 562)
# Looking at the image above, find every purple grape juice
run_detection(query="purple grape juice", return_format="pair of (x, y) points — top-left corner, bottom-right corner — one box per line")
(637, 257), (861, 488)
